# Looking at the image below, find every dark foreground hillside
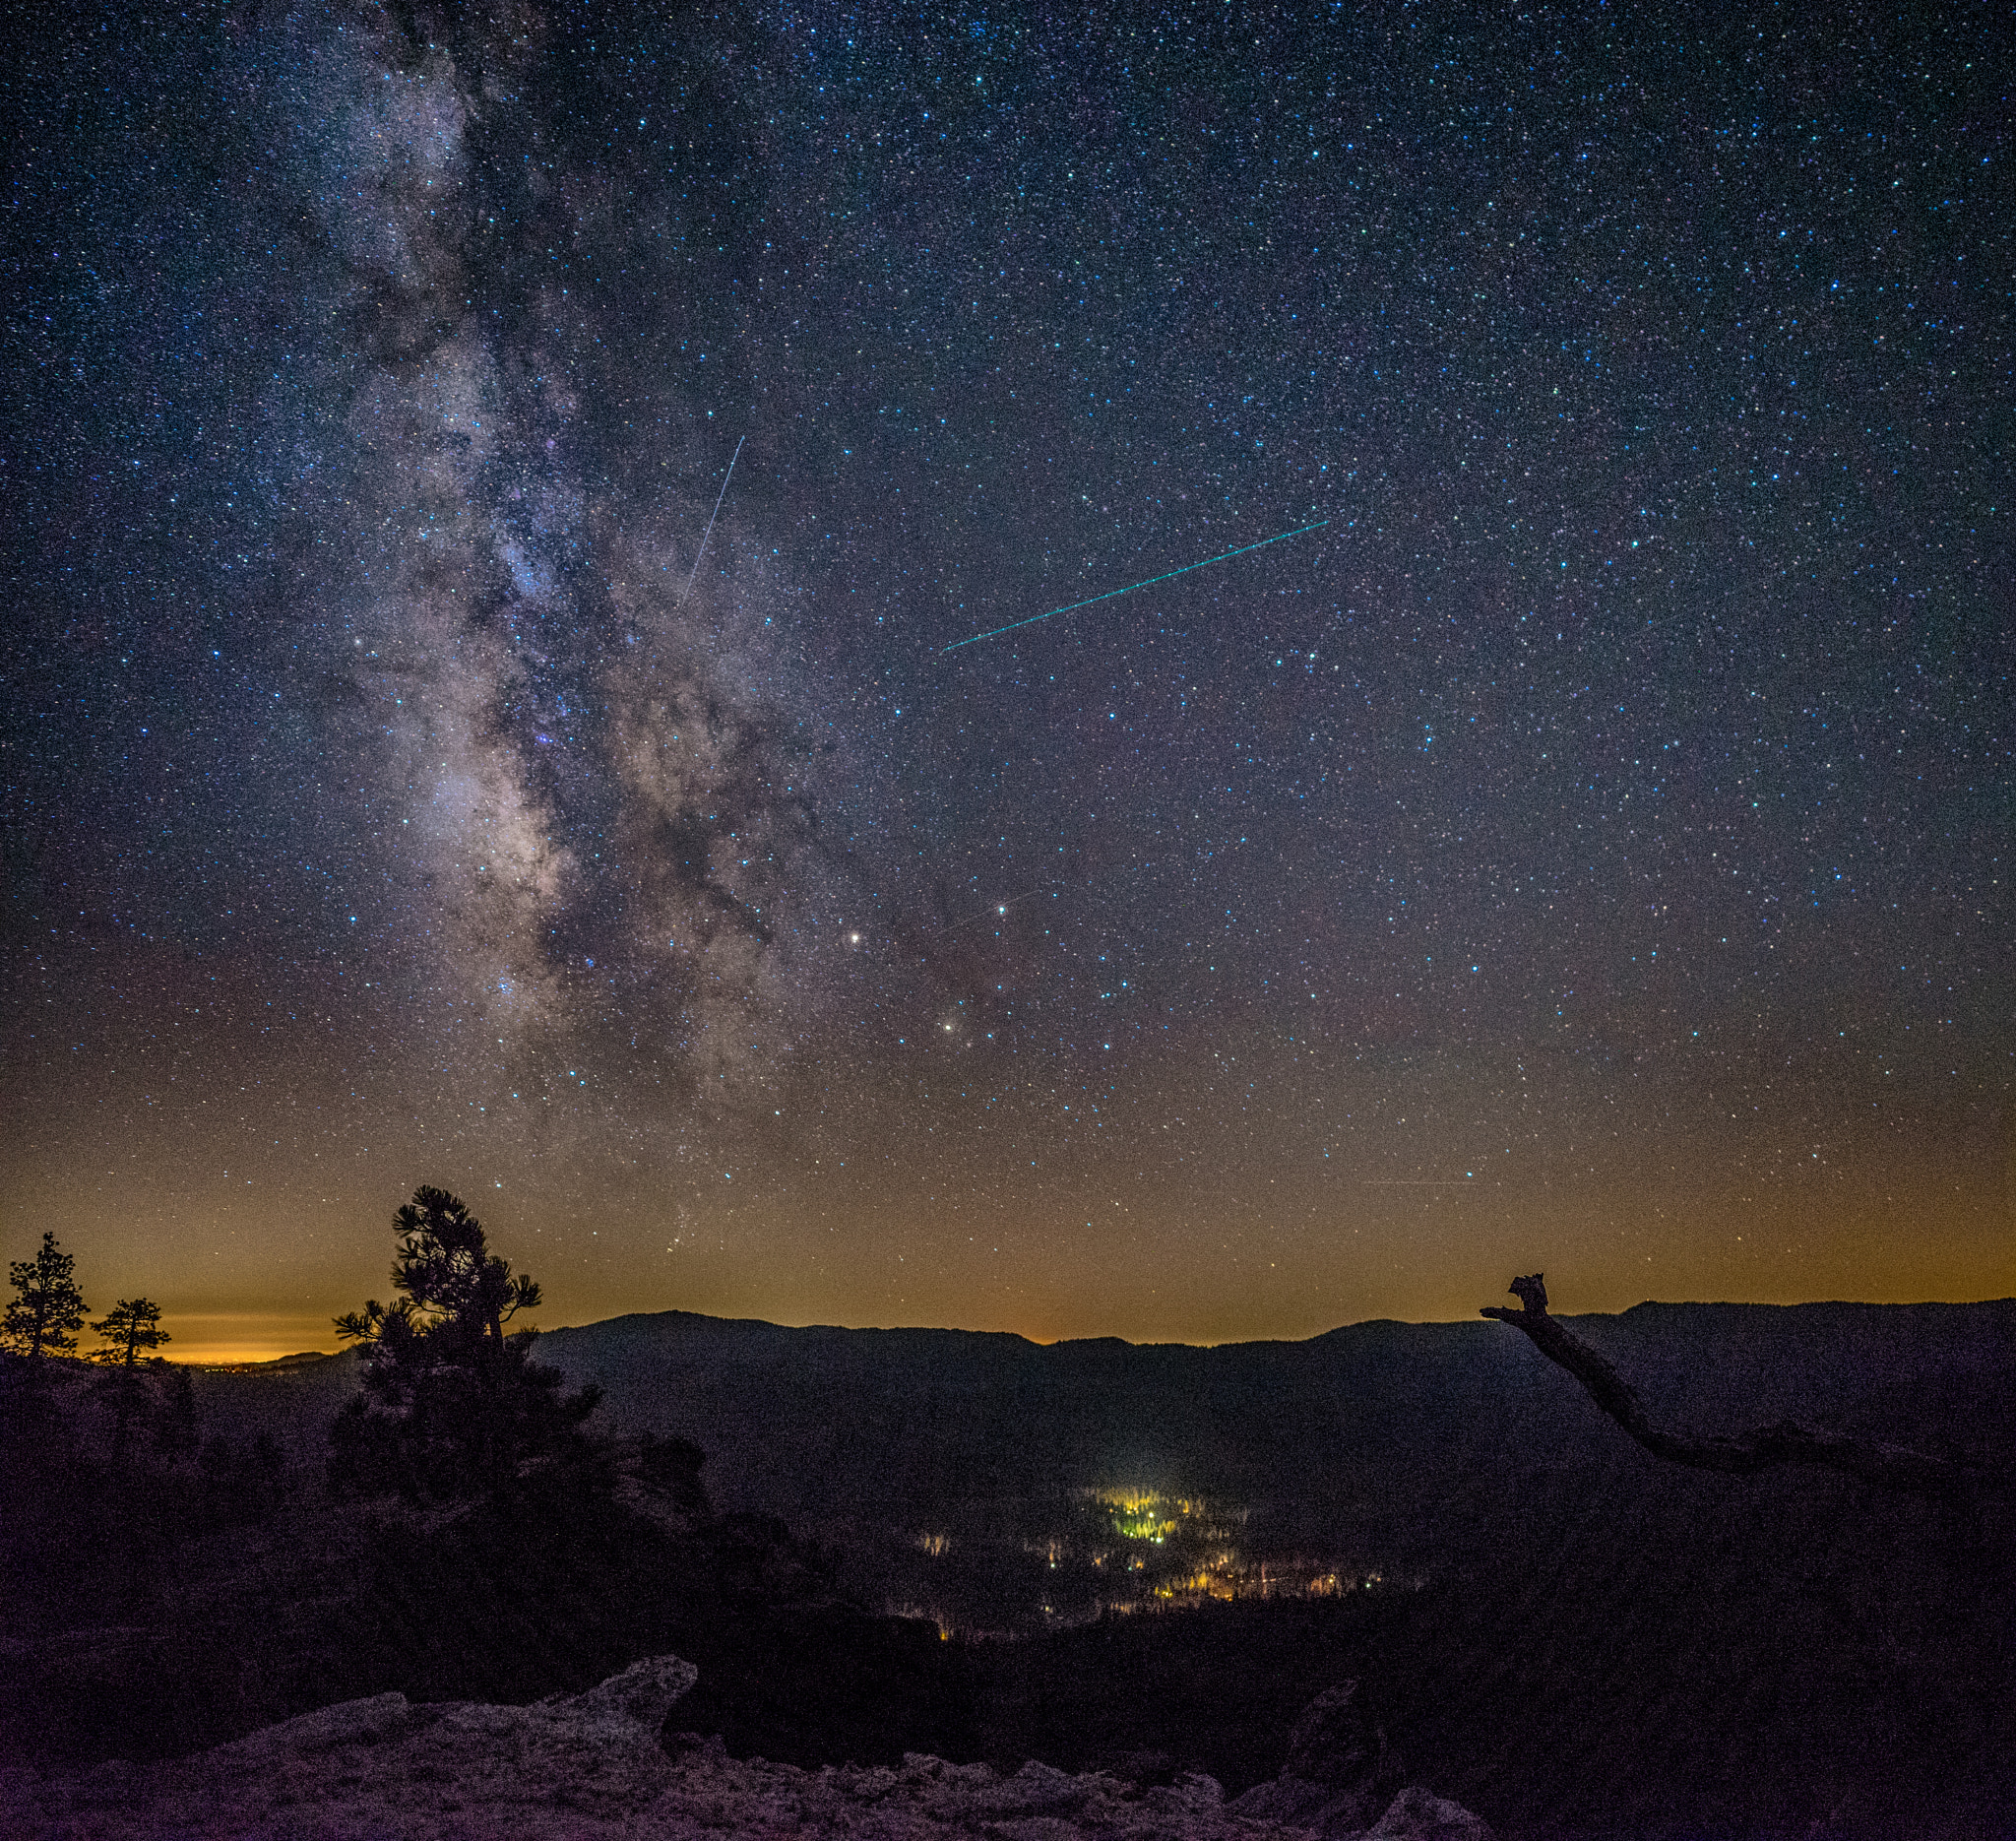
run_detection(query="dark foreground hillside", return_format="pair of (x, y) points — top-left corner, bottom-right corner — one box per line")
(3, 1300), (2011, 1839)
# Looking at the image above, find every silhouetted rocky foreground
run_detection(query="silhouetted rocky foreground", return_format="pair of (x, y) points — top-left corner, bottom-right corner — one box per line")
(1, 1654), (1493, 1840)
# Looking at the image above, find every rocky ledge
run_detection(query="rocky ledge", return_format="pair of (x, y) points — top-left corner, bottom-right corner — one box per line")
(0, 1655), (1493, 1840)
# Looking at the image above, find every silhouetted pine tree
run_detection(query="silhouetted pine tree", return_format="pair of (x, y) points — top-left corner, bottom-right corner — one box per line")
(329, 1187), (603, 1502)
(3, 1232), (88, 1363)
(89, 1298), (170, 1464)
(92, 1299), (170, 1367)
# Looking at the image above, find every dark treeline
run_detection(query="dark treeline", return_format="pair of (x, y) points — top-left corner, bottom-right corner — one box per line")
(0, 1342), (290, 1634)
(2, 1230), (292, 1646)
(0, 1194), (976, 1777)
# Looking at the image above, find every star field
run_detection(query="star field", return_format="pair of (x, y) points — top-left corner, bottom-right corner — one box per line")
(3, 1), (2009, 1359)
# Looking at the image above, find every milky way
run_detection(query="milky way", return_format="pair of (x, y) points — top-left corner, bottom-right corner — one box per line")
(281, 11), (884, 1103)
(4, 2), (2009, 1356)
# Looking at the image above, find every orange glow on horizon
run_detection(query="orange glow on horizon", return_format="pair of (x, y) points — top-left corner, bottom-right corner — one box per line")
(173, 1346), (341, 1369)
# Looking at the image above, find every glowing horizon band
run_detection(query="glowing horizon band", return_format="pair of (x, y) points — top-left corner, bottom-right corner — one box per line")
(942, 517), (1331, 653)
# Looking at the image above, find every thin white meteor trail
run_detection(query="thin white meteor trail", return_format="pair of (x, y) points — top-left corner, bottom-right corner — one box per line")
(938, 887), (1062, 936)
(682, 434), (746, 603)
(942, 517), (1331, 653)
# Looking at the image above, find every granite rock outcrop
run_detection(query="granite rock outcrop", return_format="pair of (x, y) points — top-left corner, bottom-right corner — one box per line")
(0, 1655), (1495, 1840)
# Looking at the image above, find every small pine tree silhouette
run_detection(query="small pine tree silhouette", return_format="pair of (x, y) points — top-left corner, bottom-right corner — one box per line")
(3, 1232), (89, 1362)
(90, 1299), (170, 1463)
(91, 1299), (171, 1367)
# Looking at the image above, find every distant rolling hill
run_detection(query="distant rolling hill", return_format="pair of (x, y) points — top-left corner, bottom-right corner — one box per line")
(524, 1300), (2016, 1550)
(193, 1300), (2016, 1547)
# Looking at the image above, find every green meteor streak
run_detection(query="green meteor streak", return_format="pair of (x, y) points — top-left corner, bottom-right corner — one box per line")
(941, 517), (1331, 654)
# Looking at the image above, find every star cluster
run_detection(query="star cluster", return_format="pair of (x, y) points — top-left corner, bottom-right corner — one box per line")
(3, 2), (2008, 1358)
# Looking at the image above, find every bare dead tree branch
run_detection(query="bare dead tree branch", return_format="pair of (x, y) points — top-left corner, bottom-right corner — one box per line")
(1481, 1274), (2001, 1501)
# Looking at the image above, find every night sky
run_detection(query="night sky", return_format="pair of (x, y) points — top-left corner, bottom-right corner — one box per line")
(5, 2), (2010, 1362)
